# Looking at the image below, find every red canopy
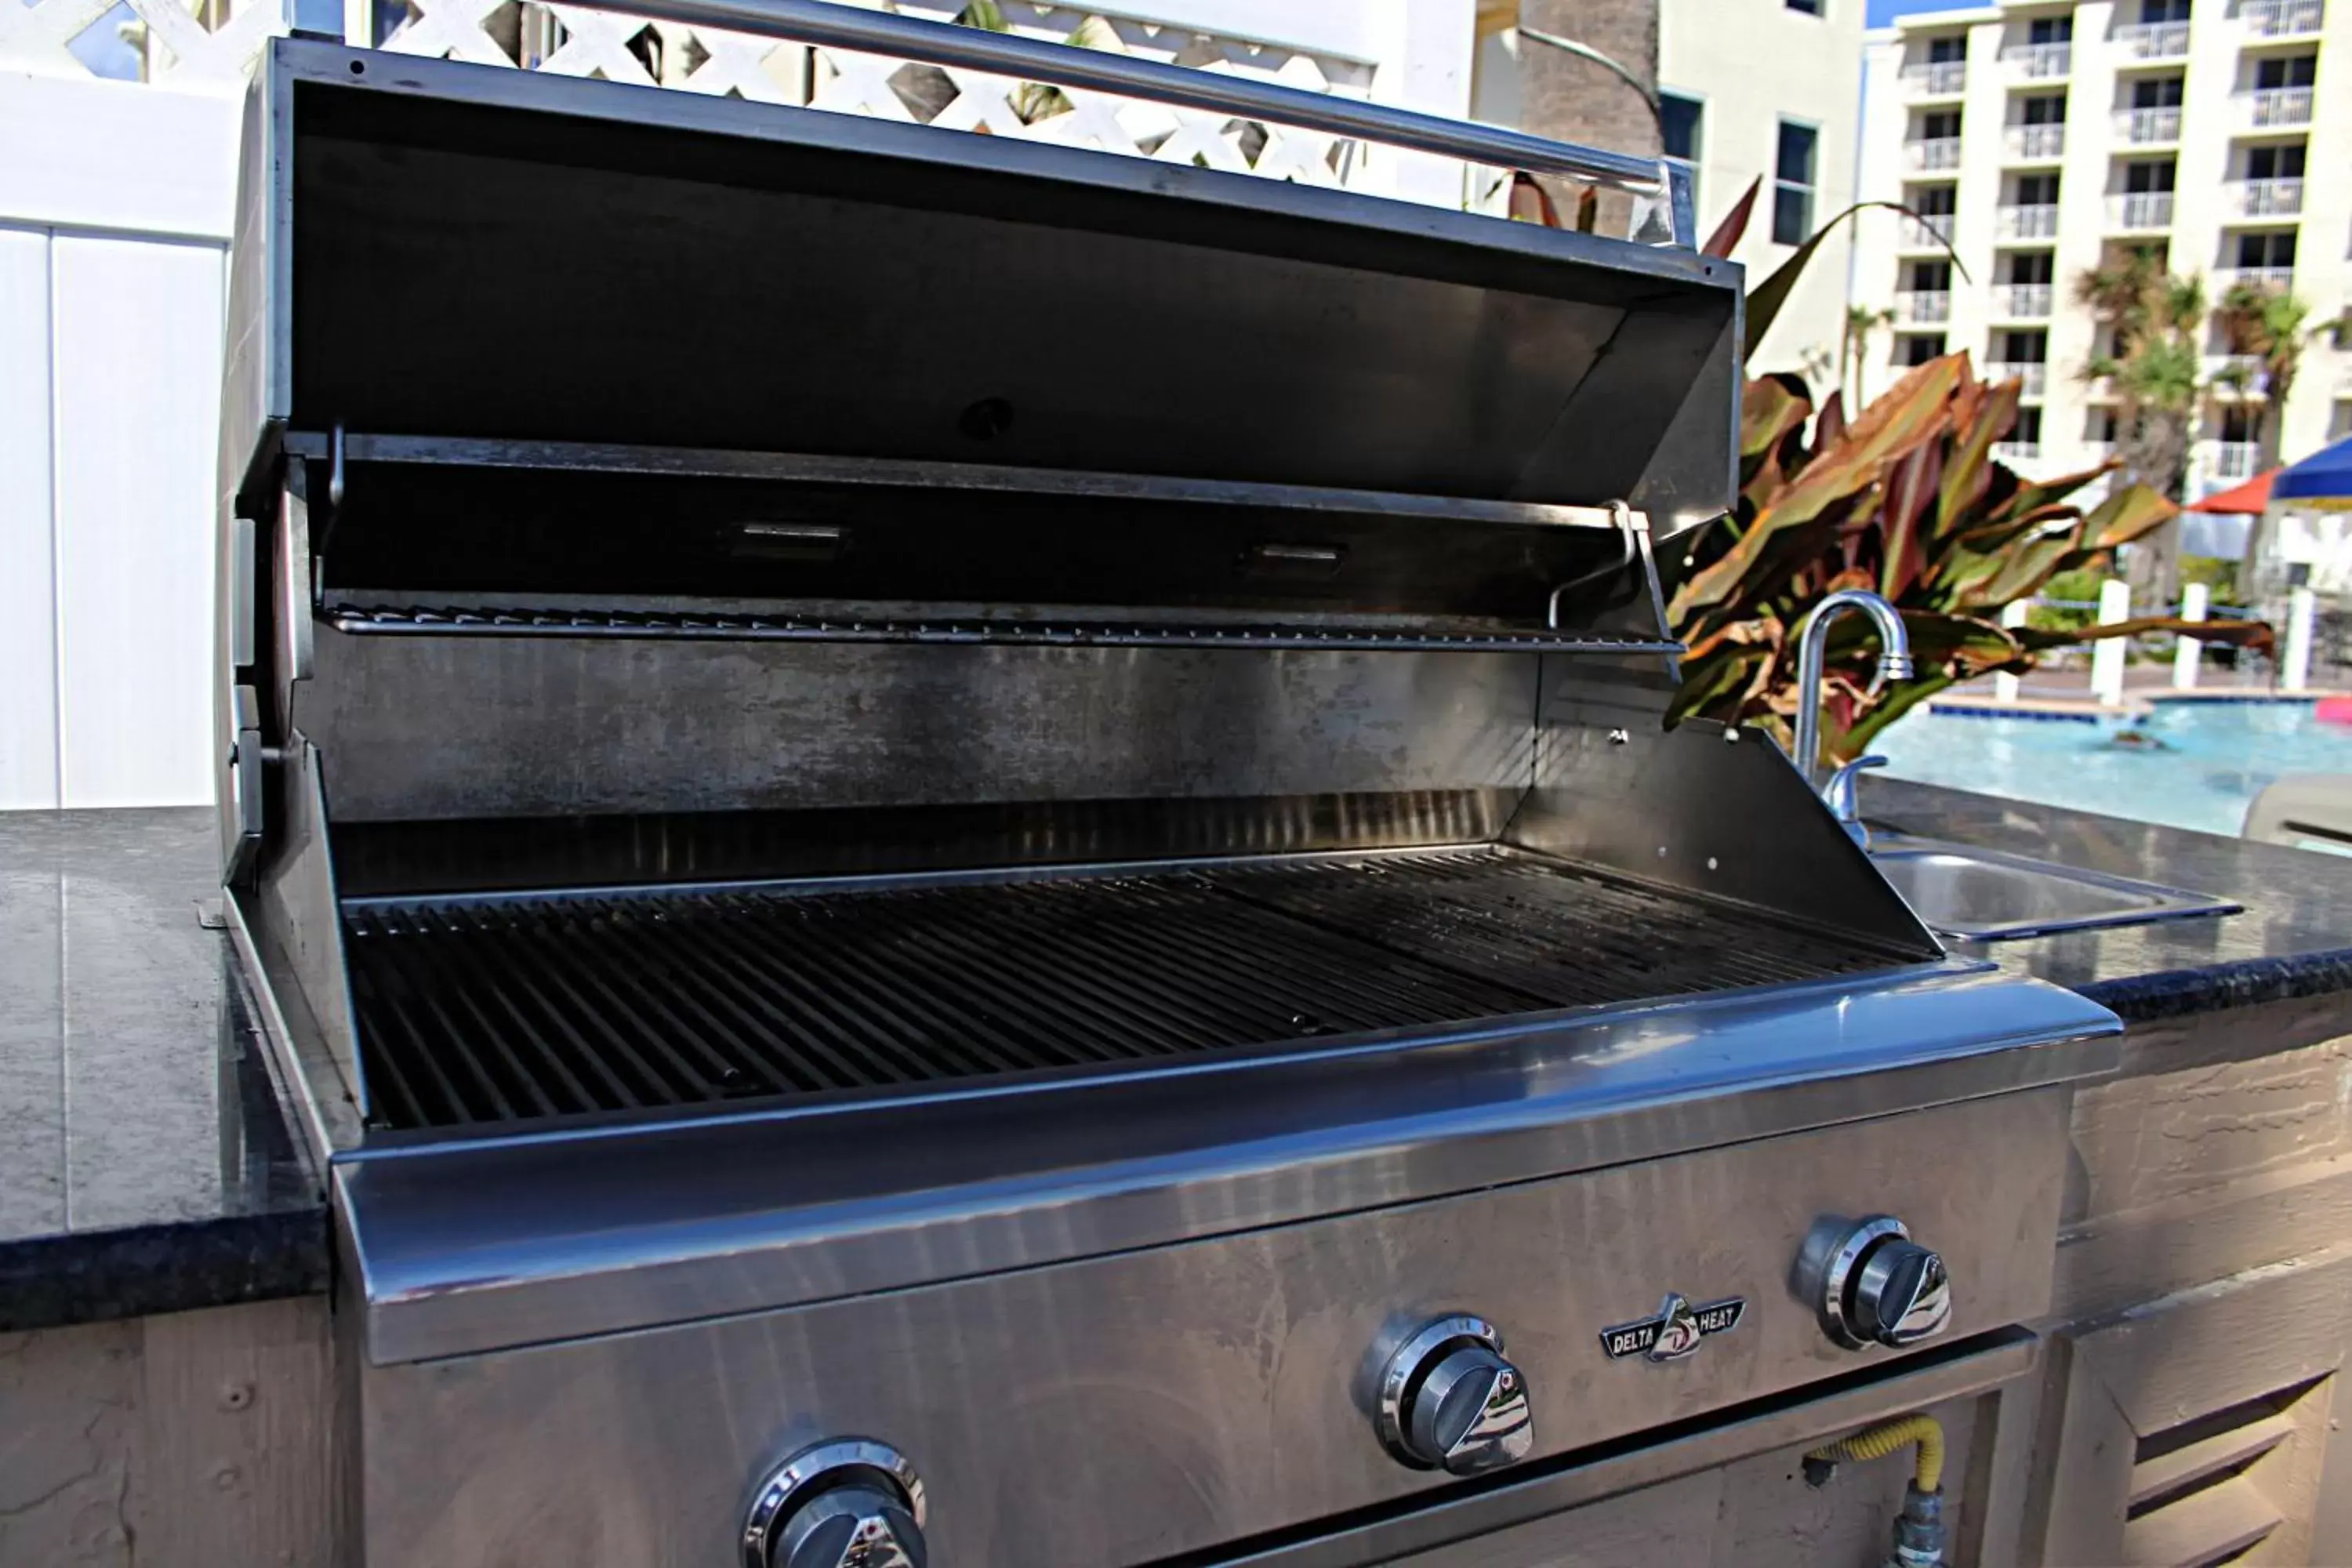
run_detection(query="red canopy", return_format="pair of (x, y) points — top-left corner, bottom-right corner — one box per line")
(2185, 468), (2277, 513)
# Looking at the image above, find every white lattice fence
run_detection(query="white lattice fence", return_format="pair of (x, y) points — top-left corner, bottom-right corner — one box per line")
(0, 0), (1396, 186)
(0, 0), (287, 88)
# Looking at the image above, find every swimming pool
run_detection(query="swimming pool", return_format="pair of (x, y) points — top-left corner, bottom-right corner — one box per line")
(1872, 699), (2352, 839)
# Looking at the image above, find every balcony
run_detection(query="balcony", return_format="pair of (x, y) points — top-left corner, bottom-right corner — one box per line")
(2001, 40), (2074, 76)
(2111, 20), (2190, 56)
(1998, 203), (2061, 238)
(1896, 289), (1954, 324)
(1987, 361), (2050, 397)
(2115, 105), (2183, 144)
(2209, 441), (2260, 479)
(1900, 213), (1958, 249)
(2109, 191), (2175, 229)
(1907, 137), (1965, 170)
(1994, 439), (2045, 462)
(1995, 283), (2055, 317)
(1901, 59), (1969, 95)
(2005, 122), (2067, 158)
(2238, 0), (2324, 34)
(2234, 177), (2305, 216)
(2244, 86), (2315, 127)
(2217, 264), (2296, 292)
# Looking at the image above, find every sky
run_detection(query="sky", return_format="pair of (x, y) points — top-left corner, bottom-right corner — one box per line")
(1867, 0), (1973, 24)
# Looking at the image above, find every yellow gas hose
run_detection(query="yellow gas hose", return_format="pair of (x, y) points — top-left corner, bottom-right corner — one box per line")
(1804, 1414), (1945, 1494)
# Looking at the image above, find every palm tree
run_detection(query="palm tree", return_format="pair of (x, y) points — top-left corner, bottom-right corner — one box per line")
(2213, 281), (2314, 469)
(1841, 305), (1893, 409)
(2076, 249), (2205, 606)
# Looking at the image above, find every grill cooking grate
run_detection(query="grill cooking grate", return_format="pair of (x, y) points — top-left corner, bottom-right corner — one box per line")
(344, 848), (1895, 1131)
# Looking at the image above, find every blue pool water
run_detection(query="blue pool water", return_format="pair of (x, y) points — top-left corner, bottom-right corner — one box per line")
(1873, 699), (2352, 839)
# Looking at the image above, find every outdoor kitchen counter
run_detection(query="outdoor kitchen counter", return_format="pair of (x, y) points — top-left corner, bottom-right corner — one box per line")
(1864, 775), (2352, 1022)
(0, 808), (327, 1334)
(4, 787), (2347, 1336)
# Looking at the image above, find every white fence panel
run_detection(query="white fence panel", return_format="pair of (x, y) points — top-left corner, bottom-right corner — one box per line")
(0, 228), (58, 810)
(51, 234), (227, 808)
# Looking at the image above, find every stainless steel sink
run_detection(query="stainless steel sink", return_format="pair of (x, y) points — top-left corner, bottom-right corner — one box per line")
(1868, 839), (2241, 941)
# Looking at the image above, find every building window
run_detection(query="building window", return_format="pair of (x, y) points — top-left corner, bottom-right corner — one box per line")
(2140, 0), (2189, 21)
(2013, 172), (2062, 206)
(2028, 15), (2073, 42)
(2255, 53), (2317, 89)
(2014, 407), (2044, 445)
(2124, 159), (2177, 193)
(1999, 328), (2050, 362)
(2132, 74), (2185, 107)
(2332, 401), (2352, 442)
(1788, 0), (1824, 14)
(2020, 94), (2067, 125)
(1661, 93), (1703, 165)
(1907, 259), (1953, 292)
(1911, 183), (1958, 219)
(2245, 143), (2307, 181)
(1773, 120), (1818, 245)
(2219, 408), (2256, 445)
(1920, 108), (1963, 140)
(2005, 250), (2056, 284)
(1927, 34), (1965, 61)
(2235, 230), (2298, 268)
(2088, 408), (2121, 442)
(1898, 334), (1947, 365)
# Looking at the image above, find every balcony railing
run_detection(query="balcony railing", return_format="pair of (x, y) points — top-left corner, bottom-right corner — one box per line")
(2001, 40), (2073, 75)
(1896, 289), (1954, 323)
(2238, 0), (2324, 34)
(1900, 213), (1957, 248)
(2115, 105), (2183, 143)
(1998, 203), (2061, 238)
(2209, 441), (2260, 479)
(2217, 264), (2296, 292)
(2110, 191), (2175, 229)
(2005, 122), (2067, 158)
(1994, 440), (2044, 461)
(1987, 361), (2050, 397)
(1995, 283), (2055, 317)
(2111, 20), (2190, 56)
(2235, 177), (2304, 216)
(2245, 86), (2314, 126)
(1906, 137), (1965, 170)
(1901, 59), (1969, 93)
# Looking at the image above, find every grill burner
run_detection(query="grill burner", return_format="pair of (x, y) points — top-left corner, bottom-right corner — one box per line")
(345, 848), (1896, 1130)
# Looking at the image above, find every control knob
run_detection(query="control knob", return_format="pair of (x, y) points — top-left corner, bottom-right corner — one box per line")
(1812, 1215), (1952, 1350)
(1374, 1315), (1535, 1475)
(742, 1439), (926, 1568)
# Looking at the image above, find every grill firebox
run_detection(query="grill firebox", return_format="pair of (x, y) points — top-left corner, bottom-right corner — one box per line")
(344, 848), (1898, 1130)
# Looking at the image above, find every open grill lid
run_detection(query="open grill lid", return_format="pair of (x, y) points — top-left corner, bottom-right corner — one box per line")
(222, 34), (1740, 630)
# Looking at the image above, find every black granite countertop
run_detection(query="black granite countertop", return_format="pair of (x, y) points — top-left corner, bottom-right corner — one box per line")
(1862, 776), (2352, 1022)
(2, 789), (2345, 1334)
(0, 809), (328, 1334)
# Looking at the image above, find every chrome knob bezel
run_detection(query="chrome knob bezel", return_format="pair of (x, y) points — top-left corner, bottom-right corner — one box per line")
(1817, 1214), (1951, 1350)
(742, 1439), (926, 1568)
(1374, 1314), (1534, 1474)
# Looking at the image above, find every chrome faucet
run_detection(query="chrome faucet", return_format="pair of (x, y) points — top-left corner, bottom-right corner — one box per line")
(1792, 590), (1914, 839)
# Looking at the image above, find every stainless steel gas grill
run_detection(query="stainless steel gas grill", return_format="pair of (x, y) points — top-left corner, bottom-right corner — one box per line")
(216, 12), (2122, 1566)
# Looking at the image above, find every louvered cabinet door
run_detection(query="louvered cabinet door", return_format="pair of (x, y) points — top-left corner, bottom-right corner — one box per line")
(2032, 1250), (2352, 1566)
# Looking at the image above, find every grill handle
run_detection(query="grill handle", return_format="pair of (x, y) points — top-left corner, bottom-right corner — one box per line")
(598, 0), (1695, 245)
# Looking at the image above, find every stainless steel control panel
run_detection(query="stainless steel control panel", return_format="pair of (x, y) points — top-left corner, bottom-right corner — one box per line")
(361, 1089), (2067, 1568)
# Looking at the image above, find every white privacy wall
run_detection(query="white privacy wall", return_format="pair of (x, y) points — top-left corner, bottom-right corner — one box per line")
(0, 0), (1479, 809)
(0, 74), (241, 808)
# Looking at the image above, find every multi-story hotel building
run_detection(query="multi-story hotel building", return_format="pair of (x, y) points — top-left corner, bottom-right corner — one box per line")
(1853, 0), (2349, 495)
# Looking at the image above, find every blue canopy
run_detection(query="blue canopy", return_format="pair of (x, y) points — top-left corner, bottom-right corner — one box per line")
(2275, 435), (2352, 510)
